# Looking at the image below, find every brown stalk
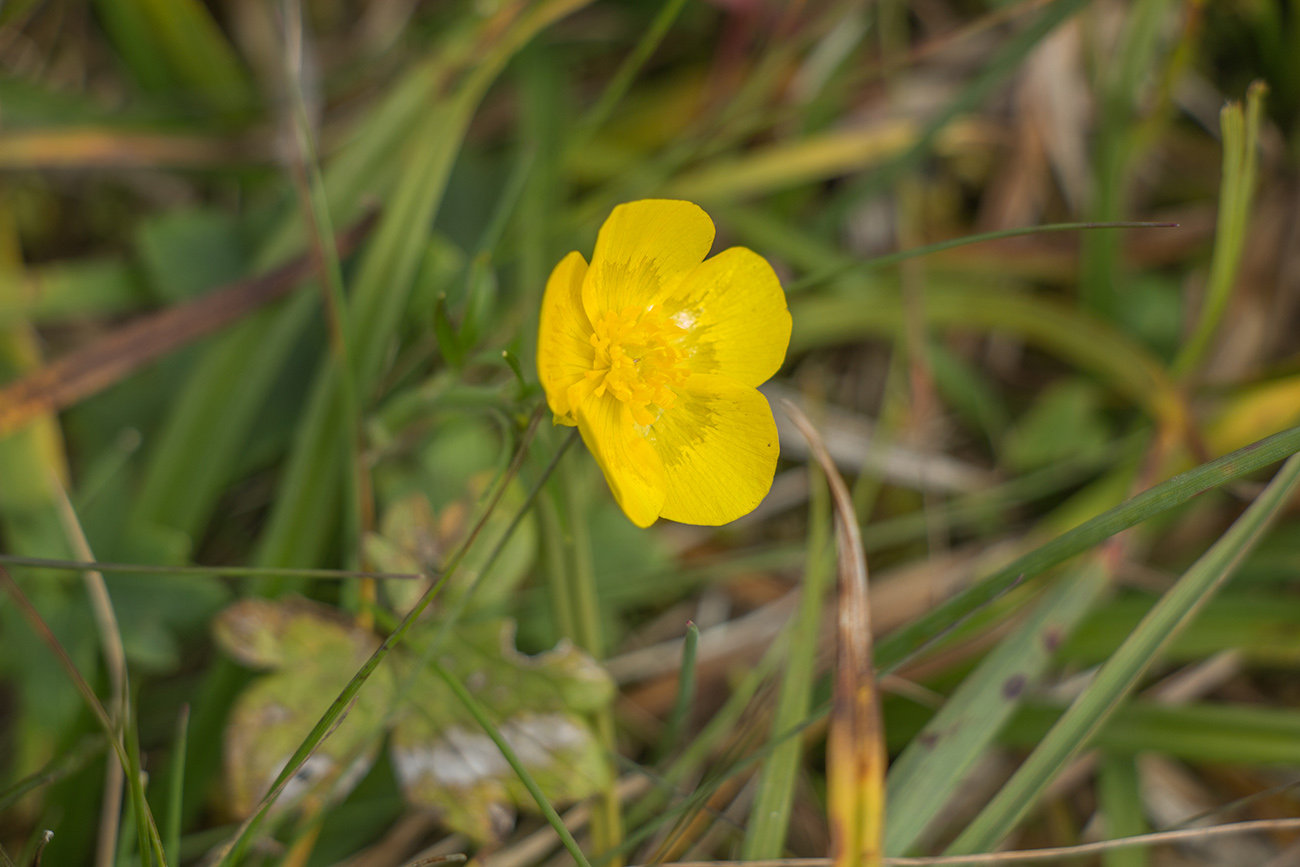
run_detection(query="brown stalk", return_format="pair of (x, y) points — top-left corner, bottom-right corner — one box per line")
(0, 211), (378, 437)
(783, 400), (884, 867)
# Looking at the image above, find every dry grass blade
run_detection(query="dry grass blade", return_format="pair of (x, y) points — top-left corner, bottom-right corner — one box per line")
(782, 400), (884, 867)
(0, 129), (266, 169)
(0, 211), (378, 437)
(631, 816), (1300, 866)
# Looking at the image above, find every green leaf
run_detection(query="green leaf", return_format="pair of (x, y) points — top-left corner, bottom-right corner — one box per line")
(214, 598), (613, 843)
(214, 598), (393, 815)
(364, 473), (538, 617)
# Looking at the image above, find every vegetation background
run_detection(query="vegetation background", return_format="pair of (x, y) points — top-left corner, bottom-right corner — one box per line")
(2, 1), (1300, 866)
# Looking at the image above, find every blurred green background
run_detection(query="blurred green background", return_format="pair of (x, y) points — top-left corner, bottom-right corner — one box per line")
(3, 1), (1300, 866)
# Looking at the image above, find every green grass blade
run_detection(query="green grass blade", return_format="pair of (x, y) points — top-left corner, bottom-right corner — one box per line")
(1174, 82), (1267, 377)
(884, 558), (1111, 856)
(790, 285), (1180, 425)
(163, 705), (189, 867)
(947, 452), (1300, 855)
(256, 0), (594, 572)
(657, 621), (700, 764)
(742, 464), (832, 859)
(573, 0), (690, 142)
(1100, 754), (1148, 867)
(875, 423), (1300, 674)
(93, 0), (254, 118)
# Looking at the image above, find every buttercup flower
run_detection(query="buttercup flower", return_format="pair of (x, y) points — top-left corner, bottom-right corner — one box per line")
(537, 199), (792, 527)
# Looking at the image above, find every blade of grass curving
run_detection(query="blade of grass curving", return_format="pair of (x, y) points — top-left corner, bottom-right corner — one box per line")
(790, 286), (1181, 427)
(1173, 82), (1266, 377)
(784, 403), (884, 867)
(434, 660), (593, 867)
(50, 484), (128, 867)
(743, 464), (833, 859)
(785, 222), (1176, 295)
(875, 423), (1300, 675)
(947, 452), (1300, 855)
(883, 558), (1111, 856)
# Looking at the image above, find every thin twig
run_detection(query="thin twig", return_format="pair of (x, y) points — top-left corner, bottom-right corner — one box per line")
(633, 816), (1300, 866)
(49, 479), (127, 867)
(0, 554), (423, 581)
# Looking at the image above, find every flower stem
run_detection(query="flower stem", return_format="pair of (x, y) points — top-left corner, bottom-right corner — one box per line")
(561, 455), (625, 866)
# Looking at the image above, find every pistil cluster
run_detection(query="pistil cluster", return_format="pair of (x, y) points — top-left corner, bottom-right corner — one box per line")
(582, 305), (690, 426)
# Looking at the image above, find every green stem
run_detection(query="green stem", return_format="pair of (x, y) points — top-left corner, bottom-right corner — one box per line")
(562, 458), (624, 864)
(434, 662), (593, 867)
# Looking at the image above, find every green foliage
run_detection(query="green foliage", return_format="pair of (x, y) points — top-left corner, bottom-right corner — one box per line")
(3, 2), (1300, 866)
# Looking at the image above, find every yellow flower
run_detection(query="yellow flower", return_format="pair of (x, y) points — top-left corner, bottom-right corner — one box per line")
(537, 199), (792, 527)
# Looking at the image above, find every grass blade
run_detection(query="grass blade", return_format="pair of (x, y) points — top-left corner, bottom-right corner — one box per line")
(1173, 82), (1267, 377)
(947, 452), (1300, 854)
(743, 463), (833, 858)
(784, 402), (884, 867)
(874, 422), (1300, 674)
(884, 558), (1111, 856)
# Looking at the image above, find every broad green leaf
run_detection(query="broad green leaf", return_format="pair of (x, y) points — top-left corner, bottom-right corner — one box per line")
(214, 598), (393, 815)
(393, 620), (613, 842)
(364, 473), (538, 617)
(214, 597), (613, 843)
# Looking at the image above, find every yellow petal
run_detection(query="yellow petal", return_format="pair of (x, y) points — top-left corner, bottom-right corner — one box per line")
(648, 374), (779, 525)
(576, 392), (667, 527)
(583, 199), (715, 322)
(658, 246), (791, 387)
(537, 251), (593, 424)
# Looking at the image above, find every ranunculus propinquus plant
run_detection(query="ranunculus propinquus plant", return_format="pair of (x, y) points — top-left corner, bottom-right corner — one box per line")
(537, 199), (792, 527)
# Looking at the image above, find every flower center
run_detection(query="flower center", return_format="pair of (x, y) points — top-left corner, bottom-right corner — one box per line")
(582, 305), (690, 426)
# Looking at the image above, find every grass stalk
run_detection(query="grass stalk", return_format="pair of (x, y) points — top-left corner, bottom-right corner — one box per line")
(947, 452), (1300, 854)
(562, 458), (625, 865)
(742, 465), (832, 858)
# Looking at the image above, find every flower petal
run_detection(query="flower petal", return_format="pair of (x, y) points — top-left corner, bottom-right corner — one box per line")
(647, 374), (779, 525)
(576, 392), (667, 528)
(537, 251), (594, 424)
(583, 200), (715, 322)
(659, 247), (791, 386)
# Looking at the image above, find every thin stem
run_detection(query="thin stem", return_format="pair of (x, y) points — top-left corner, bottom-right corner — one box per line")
(786, 221), (1178, 294)
(562, 457), (625, 865)
(434, 661), (594, 867)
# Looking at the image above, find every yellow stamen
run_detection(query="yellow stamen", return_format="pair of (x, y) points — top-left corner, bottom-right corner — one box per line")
(574, 305), (690, 426)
